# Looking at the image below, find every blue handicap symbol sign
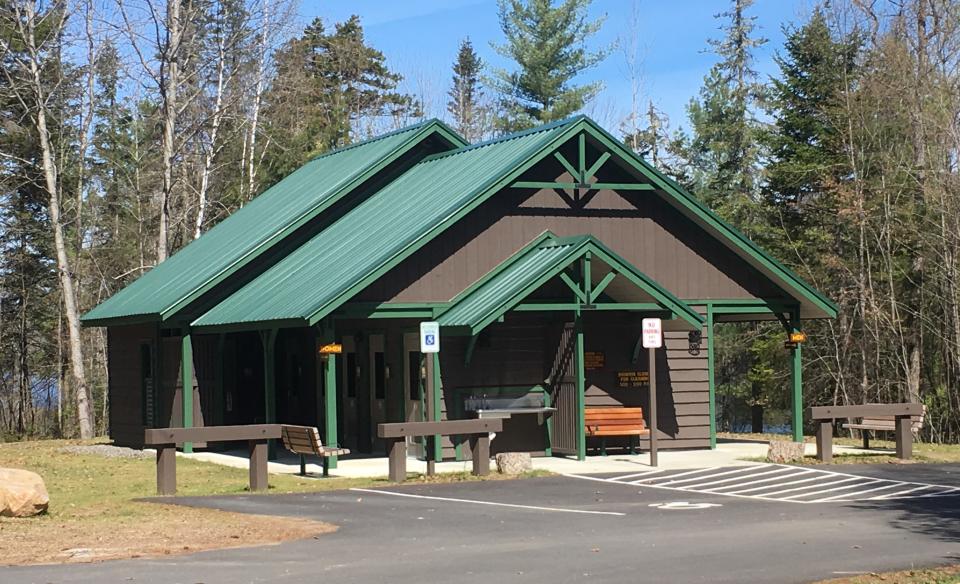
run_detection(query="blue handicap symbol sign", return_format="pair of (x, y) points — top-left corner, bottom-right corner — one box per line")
(425, 334), (436, 346)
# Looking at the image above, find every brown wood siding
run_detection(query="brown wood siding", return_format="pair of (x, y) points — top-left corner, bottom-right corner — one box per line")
(358, 180), (787, 304)
(433, 312), (710, 454)
(581, 313), (710, 450)
(439, 315), (555, 457)
(107, 324), (156, 447)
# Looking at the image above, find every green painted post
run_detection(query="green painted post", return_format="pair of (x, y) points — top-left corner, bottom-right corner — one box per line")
(323, 331), (339, 471)
(181, 330), (194, 453)
(215, 333), (225, 427)
(791, 311), (803, 443)
(575, 311), (586, 461)
(432, 352), (442, 464)
(261, 329), (278, 459)
(707, 305), (716, 449)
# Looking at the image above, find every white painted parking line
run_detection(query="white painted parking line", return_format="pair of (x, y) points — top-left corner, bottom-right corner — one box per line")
(687, 467), (797, 490)
(726, 472), (821, 494)
(711, 469), (815, 493)
(629, 467), (721, 484)
(349, 488), (627, 516)
(812, 482), (907, 502)
(609, 469), (667, 482)
(869, 485), (939, 500)
(780, 478), (885, 501)
(564, 464), (960, 505)
(655, 466), (763, 486)
(760, 477), (862, 498)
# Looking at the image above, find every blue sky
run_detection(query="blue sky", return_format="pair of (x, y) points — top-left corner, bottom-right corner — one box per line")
(301, 1), (813, 135)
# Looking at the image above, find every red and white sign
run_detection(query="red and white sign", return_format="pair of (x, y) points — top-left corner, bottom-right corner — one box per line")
(641, 318), (662, 349)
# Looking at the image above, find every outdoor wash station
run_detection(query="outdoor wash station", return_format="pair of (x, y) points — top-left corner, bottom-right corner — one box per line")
(82, 116), (836, 470)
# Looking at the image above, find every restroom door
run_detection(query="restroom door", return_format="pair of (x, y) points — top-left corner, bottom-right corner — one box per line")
(402, 332), (425, 458)
(341, 336), (358, 451)
(369, 333), (387, 452)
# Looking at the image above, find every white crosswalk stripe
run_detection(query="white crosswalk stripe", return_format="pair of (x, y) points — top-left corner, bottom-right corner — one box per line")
(564, 464), (960, 504)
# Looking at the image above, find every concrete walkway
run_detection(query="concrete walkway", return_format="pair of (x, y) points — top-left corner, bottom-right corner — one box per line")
(180, 439), (875, 479)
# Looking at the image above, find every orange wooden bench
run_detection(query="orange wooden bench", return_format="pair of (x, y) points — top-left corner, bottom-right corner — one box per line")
(584, 407), (649, 455)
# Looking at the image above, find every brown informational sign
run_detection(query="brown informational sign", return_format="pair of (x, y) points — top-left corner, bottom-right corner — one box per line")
(584, 351), (605, 370)
(617, 370), (649, 387)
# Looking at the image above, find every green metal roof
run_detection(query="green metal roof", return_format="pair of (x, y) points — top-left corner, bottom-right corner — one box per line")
(82, 119), (465, 326)
(191, 118), (580, 329)
(191, 114), (835, 330)
(436, 232), (704, 334)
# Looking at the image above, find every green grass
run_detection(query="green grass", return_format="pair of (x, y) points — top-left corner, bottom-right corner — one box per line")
(0, 438), (547, 565)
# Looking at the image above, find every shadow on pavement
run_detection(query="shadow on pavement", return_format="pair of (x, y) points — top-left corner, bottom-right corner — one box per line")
(852, 494), (960, 544)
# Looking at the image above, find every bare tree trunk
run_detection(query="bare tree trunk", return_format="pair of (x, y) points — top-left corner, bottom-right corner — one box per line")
(158, 0), (183, 261)
(8, 3), (94, 438)
(194, 10), (228, 239)
(246, 0), (272, 201)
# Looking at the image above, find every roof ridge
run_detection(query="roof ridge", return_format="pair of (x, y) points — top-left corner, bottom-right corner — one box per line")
(418, 115), (587, 164)
(309, 118), (447, 162)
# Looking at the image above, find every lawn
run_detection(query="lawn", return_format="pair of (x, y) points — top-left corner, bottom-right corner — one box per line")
(720, 432), (960, 464)
(0, 438), (544, 565)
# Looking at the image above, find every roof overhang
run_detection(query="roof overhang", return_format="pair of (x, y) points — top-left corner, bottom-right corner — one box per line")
(436, 231), (704, 336)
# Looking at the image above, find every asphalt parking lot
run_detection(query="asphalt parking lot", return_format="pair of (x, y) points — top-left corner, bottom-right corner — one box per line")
(4, 463), (959, 584)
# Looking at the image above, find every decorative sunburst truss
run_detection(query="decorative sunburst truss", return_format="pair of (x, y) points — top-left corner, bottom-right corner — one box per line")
(510, 133), (654, 208)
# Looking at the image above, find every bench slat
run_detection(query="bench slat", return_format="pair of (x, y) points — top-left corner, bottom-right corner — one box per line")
(587, 429), (650, 436)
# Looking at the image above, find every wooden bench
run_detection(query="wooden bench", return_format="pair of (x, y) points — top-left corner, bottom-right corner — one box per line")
(377, 419), (503, 482)
(280, 425), (350, 477)
(584, 407), (648, 455)
(808, 404), (924, 462)
(842, 405), (925, 449)
(145, 424), (282, 495)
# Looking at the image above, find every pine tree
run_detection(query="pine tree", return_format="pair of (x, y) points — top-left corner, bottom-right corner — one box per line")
(491, 0), (608, 132)
(260, 16), (419, 185)
(448, 38), (486, 142)
(685, 0), (766, 232)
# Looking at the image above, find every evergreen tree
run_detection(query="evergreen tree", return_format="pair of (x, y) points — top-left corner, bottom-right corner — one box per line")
(260, 15), (419, 185)
(448, 38), (486, 142)
(491, 0), (608, 132)
(764, 10), (860, 223)
(684, 0), (773, 434)
(685, 0), (766, 231)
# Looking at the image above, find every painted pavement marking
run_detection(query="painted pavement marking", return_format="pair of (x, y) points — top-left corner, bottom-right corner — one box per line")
(563, 464), (960, 504)
(349, 488), (626, 516)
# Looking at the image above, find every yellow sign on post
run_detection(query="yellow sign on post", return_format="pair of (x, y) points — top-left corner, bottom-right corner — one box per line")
(789, 331), (807, 343)
(318, 343), (343, 355)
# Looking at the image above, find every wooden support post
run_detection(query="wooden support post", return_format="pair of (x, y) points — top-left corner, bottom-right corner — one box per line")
(156, 445), (176, 496)
(894, 415), (912, 460)
(249, 439), (269, 491)
(862, 431), (870, 450)
(470, 434), (490, 476)
(387, 437), (406, 482)
(181, 330), (194, 453)
(816, 421), (832, 463)
(649, 345), (658, 467)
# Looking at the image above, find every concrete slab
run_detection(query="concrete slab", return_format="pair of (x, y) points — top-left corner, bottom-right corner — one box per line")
(179, 439), (875, 479)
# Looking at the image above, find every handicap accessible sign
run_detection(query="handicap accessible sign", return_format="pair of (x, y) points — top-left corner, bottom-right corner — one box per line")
(420, 321), (440, 353)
